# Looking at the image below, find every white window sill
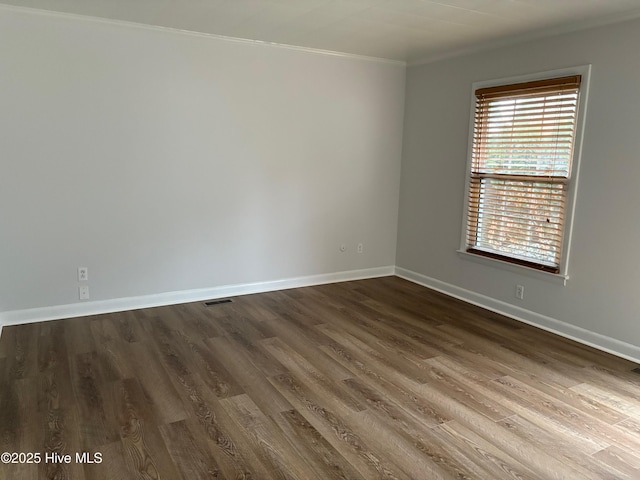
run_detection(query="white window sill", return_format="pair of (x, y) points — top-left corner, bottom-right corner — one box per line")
(456, 250), (569, 286)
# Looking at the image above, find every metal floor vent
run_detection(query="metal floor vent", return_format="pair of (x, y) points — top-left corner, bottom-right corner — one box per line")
(632, 368), (640, 375)
(203, 298), (233, 307)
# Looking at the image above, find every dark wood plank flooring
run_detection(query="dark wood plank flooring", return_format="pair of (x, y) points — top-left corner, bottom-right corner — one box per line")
(1, 276), (640, 479)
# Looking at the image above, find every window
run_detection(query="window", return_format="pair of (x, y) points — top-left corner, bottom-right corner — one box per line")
(462, 68), (589, 276)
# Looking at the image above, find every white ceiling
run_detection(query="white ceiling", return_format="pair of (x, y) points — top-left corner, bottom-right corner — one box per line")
(4, 0), (640, 63)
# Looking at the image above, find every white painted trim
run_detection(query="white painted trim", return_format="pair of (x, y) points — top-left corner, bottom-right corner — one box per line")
(0, 4), (405, 67)
(3, 1), (640, 68)
(0, 266), (394, 333)
(395, 267), (640, 364)
(409, 10), (640, 66)
(4, 263), (638, 366)
(459, 65), (591, 281)
(456, 250), (569, 286)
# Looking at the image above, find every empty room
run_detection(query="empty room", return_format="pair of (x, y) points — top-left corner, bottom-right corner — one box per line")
(2, 1), (640, 478)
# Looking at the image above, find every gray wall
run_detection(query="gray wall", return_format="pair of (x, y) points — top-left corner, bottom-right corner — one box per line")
(2, 6), (639, 360)
(0, 8), (405, 313)
(397, 18), (640, 353)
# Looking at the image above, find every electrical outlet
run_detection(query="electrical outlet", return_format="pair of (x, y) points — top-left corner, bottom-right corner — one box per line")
(78, 267), (88, 282)
(357, 243), (363, 254)
(79, 285), (90, 300)
(515, 285), (524, 300)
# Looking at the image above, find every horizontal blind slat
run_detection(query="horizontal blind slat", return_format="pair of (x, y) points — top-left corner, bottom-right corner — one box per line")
(466, 75), (579, 270)
(475, 75), (581, 97)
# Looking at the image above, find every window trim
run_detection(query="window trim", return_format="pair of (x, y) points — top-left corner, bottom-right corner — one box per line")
(459, 65), (592, 281)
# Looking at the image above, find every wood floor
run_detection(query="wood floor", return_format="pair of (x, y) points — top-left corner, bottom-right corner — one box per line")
(1, 277), (640, 479)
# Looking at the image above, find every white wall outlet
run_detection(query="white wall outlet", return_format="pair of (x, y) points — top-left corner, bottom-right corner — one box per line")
(78, 267), (88, 282)
(357, 243), (364, 253)
(79, 285), (90, 300)
(515, 284), (524, 300)
(340, 244), (346, 252)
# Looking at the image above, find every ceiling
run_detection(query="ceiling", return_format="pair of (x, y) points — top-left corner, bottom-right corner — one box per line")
(4, 0), (640, 63)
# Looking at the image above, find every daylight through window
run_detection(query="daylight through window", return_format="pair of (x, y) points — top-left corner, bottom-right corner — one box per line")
(464, 75), (581, 274)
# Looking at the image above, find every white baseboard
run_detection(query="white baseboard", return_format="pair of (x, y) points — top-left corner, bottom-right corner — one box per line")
(3, 264), (638, 366)
(0, 266), (394, 336)
(396, 267), (640, 365)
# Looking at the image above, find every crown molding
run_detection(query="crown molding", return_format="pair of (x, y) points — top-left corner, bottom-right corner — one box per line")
(409, 9), (640, 67)
(0, 3), (406, 67)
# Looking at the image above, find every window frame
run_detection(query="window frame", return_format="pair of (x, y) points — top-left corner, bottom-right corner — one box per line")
(459, 65), (591, 283)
